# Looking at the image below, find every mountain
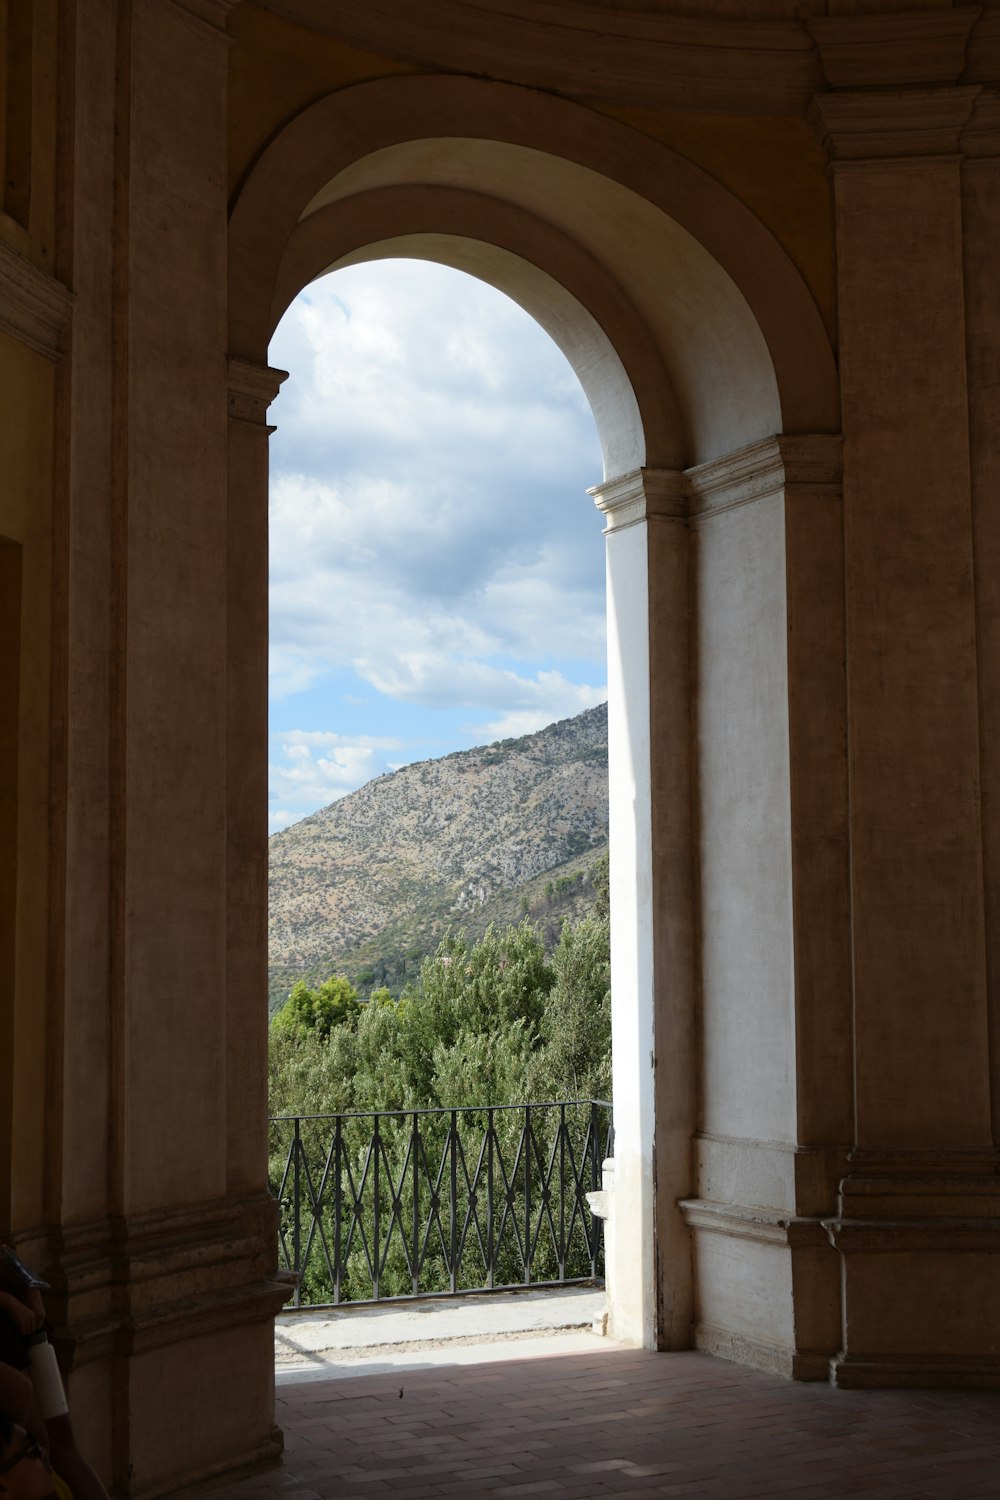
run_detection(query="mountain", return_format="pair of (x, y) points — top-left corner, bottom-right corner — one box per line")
(268, 703), (609, 1007)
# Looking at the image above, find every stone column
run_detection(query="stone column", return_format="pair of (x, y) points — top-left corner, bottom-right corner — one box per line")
(226, 358), (286, 1193)
(680, 435), (848, 1381)
(813, 86), (999, 1387)
(46, 5), (289, 1494)
(962, 92), (1000, 1156)
(591, 467), (695, 1352)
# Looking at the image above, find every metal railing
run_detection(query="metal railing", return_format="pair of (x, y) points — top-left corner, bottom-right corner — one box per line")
(269, 1100), (613, 1308)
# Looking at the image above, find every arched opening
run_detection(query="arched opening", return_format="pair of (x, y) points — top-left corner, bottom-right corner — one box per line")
(228, 72), (842, 1365)
(265, 256), (612, 1311)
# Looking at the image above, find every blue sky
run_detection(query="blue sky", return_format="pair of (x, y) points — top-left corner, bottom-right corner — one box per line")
(267, 259), (607, 833)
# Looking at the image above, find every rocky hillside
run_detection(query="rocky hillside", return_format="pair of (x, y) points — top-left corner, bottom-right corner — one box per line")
(268, 703), (608, 1006)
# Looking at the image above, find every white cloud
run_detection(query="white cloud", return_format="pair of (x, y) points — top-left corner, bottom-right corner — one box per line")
(268, 470), (605, 707)
(268, 729), (403, 831)
(266, 259), (607, 822)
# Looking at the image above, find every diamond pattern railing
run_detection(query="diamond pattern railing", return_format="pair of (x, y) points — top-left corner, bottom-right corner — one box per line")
(269, 1100), (613, 1307)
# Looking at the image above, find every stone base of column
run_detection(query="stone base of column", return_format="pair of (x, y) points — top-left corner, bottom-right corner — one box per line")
(679, 1200), (841, 1382)
(824, 1155), (1000, 1390)
(695, 1324), (832, 1382)
(34, 1191), (294, 1497)
(830, 1354), (1000, 1389)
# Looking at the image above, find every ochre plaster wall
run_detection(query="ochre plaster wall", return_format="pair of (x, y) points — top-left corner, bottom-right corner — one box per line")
(226, 6), (836, 354)
(596, 106), (837, 343)
(227, 5), (421, 195)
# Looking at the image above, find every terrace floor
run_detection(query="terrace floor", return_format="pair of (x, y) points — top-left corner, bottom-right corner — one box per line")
(194, 1297), (1000, 1499)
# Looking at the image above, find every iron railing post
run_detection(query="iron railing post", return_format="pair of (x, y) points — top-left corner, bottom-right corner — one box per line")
(487, 1106), (495, 1290)
(411, 1110), (420, 1296)
(333, 1113), (342, 1304)
(559, 1102), (567, 1281)
(292, 1116), (301, 1308)
(590, 1100), (600, 1276)
(524, 1103), (531, 1285)
(449, 1108), (458, 1294)
(373, 1112), (381, 1301)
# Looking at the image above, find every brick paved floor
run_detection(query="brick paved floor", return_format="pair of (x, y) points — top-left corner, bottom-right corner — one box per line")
(197, 1347), (1000, 1499)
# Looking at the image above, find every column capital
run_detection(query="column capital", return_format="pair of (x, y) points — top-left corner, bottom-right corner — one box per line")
(227, 358), (288, 429)
(588, 467), (686, 533)
(686, 434), (842, 522)
(810, 85), (981, 163)
(806, 11), (976, 93)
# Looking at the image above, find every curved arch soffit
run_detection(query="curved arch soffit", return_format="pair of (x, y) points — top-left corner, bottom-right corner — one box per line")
(272, 186), (689, 478)
(230, 75), (839, 469)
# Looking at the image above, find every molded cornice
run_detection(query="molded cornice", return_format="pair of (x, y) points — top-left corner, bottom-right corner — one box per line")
(686, 434), (842, 521)
(811, 86), (982, 161)
(807, 10), (977, 90)
(590, 468), (687, 534)
(227, 358), (288, 427)
(263, 0), (821, 114)
(259, 3), (1000, 116)
(0, 241), (73, 360)
(591, 437), (842, 531)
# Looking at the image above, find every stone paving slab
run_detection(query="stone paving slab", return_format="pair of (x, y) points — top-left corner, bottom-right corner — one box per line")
(278, 1330), (610, 1385)
(194, 1347), (1000, 1499)
(276, 1288), (607, 1383)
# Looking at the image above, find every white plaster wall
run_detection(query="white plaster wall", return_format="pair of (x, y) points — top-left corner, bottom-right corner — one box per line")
(694, 1232), (794, 1349)
(696, 493), (796, 1161)
(605, 514), (656, 1348)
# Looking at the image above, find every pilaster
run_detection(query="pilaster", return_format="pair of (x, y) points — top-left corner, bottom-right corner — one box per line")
(812, 86), (997, 1386)
(960, 92), (1000, 1154)
(679, 435), (846, 1381)
(226, 359), (286, 1198)
(591, 466), (694, 1353)
(51, 3), (291, 1491)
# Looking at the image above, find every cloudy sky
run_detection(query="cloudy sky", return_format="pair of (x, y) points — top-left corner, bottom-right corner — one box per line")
(267, 259), (607, 833)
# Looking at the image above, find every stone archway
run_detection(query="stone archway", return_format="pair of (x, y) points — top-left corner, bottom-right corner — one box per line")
(227, 72), (844, 1362)
(4, 9), (997, 1496)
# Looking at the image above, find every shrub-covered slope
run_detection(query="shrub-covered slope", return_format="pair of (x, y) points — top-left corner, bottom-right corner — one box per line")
(268, 703), (608, 1006)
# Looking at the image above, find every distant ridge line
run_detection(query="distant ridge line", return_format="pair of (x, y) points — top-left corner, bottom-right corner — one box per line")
(268, 702), (609, 1005)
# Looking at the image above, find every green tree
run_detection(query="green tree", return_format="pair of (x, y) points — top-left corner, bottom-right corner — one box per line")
(271, 974), (361, 1042)
(267, 911), (613, 1304)
(418, 921), (553, 1050)
(529, 914), (611, 1102)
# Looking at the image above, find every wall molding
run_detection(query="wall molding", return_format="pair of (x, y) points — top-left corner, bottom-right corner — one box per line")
(679, 1197), (829, 1250)
(811, 85), (982, 161)
(262, 4), (995, 116)
(831, 1352), (1000, 1390)
(696, 1323), (831, 1382)
(593, 438), (843, 532)
(590, 467), (686, 535)
(227, 358), (288, 429)
(686, 434), (842, 522)
(807, 11), (977, 92)
(0, 242), (73, 360)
